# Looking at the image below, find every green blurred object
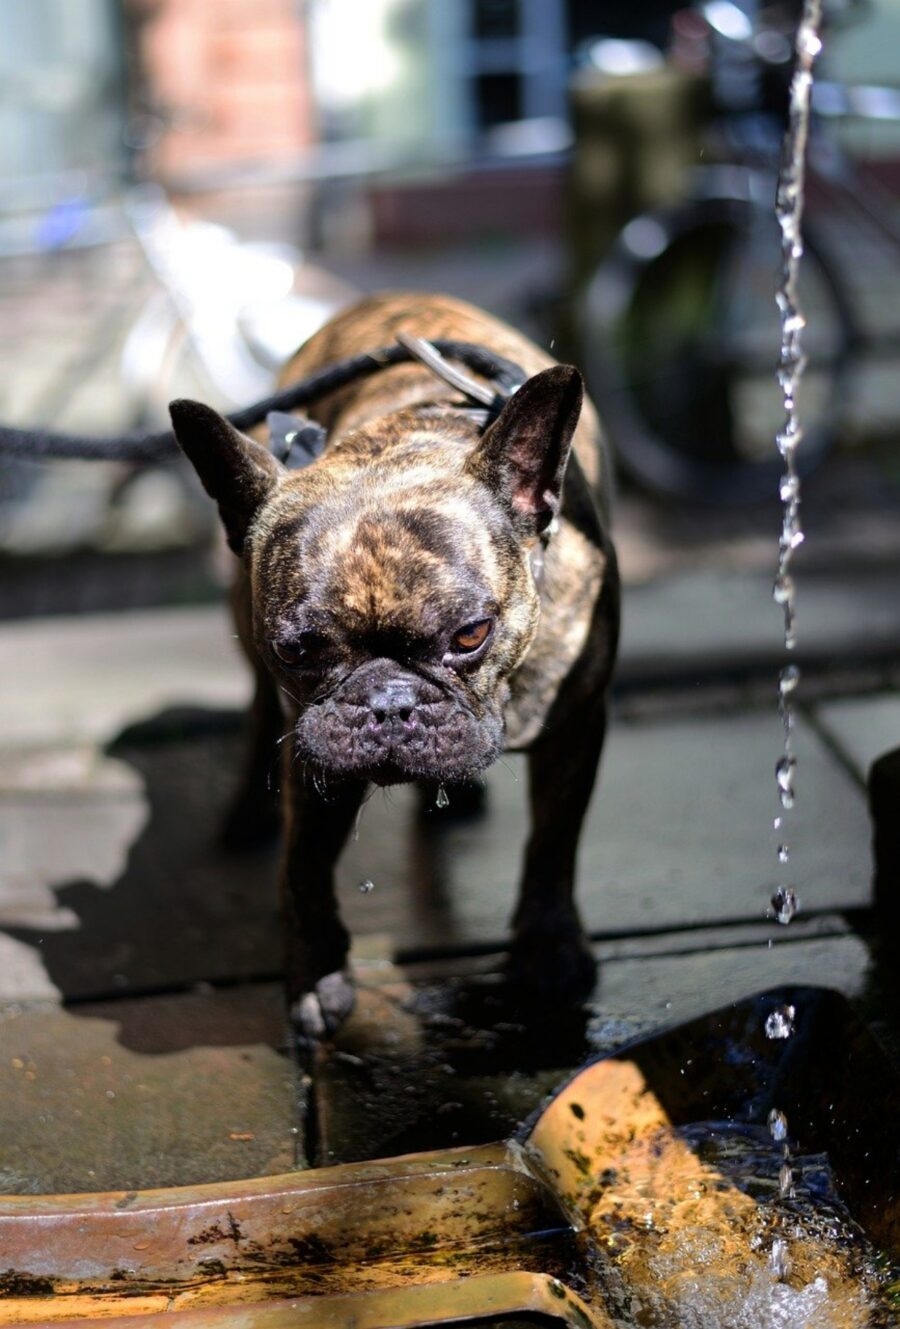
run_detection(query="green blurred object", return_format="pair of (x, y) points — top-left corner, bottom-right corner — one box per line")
(567, 64), (709, 296)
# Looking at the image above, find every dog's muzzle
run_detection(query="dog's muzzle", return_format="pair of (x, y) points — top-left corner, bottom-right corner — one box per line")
(295, 659), (502, 784)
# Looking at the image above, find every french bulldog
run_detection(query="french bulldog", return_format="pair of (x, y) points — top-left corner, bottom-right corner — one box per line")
(169, 292), (619, 1039)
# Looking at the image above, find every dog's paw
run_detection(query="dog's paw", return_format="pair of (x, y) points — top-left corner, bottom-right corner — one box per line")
(507, 923), (597, 1007)
(289, 970), (356, 1043)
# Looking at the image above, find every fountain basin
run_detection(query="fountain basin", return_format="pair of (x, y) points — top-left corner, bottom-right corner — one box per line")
(0, 985), (896, 1326)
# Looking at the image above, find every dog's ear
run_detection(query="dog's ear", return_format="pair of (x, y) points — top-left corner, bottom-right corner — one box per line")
(169, 399), (283, 554)
(466, 365), (583, 535)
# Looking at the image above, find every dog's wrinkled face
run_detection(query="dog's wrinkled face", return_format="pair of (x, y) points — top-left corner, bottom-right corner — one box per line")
(170, 364), (583, 786)
(252, 468), (535, 783)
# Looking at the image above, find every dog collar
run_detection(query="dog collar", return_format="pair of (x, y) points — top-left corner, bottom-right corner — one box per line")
(0, 338), (528, 463)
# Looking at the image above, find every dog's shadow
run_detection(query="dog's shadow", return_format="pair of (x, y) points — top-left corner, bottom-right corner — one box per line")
(8, 706), (508, 1055)
(6, 707), (280, 1051)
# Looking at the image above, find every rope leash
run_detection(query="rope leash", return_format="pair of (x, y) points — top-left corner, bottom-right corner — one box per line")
(0, 338), (525, 464)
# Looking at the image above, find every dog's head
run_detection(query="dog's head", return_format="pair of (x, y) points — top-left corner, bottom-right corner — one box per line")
(171, 365), (582, 786)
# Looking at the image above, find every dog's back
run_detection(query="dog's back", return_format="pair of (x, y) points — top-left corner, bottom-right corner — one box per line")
(281, 292), (606, 499)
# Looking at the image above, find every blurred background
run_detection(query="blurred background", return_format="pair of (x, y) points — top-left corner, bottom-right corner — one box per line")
(2, 0), (900, 615)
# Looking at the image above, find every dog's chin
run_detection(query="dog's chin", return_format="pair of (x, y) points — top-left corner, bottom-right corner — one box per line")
(362, 756), (488, 788)
(303, 752), (497, 789)
(294, 722), (503, 789)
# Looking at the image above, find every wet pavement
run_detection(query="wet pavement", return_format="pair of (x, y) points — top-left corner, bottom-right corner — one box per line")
(0, 590), (890, 1193)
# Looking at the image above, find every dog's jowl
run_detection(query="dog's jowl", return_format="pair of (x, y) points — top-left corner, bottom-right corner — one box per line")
(170, 293), (619, 1039)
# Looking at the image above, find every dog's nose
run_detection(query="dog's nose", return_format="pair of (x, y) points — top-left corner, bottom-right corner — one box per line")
(367, 679), (418, 729)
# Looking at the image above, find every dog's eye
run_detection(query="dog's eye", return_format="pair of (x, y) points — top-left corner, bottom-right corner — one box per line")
(450, 619), (493, 654)
(271, 634), (323, 668)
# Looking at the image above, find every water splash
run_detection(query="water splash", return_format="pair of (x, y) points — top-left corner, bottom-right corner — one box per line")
(771, 885), (799, 925)
(778, 663), (801, 734)
(765, 1004), (796, 1040)
(770, 1235), (792, 1280)
(775, 755), (796, 810)
(768, 1108), (789, 1144)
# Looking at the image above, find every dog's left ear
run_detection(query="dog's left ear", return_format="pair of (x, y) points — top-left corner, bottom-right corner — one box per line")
(466, 365), (583, 535)
(169, 399), (284, 554)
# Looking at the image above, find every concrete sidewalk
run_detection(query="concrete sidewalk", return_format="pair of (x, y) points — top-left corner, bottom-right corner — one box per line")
(0, 591), (889, 1192)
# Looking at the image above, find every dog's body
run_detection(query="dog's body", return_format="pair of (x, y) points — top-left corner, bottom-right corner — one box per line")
(171, 293), (619, 1038)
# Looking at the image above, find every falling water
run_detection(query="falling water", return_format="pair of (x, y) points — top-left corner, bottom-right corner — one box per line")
(770, 0), (822, 924)
(766, 0), (824, 1277)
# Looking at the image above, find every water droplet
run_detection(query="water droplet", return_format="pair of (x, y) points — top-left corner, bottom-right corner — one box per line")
(779, 663), (801, 696)
(435, 784), (449, 809)
(779, 1162), (795, 1199)
(777, 844), (790, 864)
(779, 473), (800, 503)
(773, 816), (782, 831)
(768, 1108), (789, 1143)
(771, 886), (799, 925)
(358, 878), (375, 894)
(773, 572), (794, 606)
(765, 1004), (796, 1040)
(770, 1236), (792, 1279)
(775, 755), (796, 809)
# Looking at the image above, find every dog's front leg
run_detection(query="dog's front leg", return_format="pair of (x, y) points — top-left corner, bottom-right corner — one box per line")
(509, 691), (609, 1004)
(281, 771), (366, 1041)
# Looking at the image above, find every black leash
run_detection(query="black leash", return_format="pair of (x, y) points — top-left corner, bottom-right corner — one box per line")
(0, 339), (525, 464)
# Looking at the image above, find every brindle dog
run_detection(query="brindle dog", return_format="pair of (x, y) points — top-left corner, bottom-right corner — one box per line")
(170, 293), (619, 1039)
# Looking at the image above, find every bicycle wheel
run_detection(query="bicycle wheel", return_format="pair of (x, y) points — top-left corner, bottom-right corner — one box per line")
(579, 194), (855, 505)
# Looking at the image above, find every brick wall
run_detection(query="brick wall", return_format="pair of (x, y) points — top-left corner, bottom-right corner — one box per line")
(132, 0), (314, 182)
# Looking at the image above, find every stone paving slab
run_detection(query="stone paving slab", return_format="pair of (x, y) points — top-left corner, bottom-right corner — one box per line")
(0, 983), (302, 1195)
(0, 607), (250, 747)
(339, 708), (872, 951)
(815, 692), (900, 783)
(0, 702), (871, 1002)
(1, 725), (282, 1002)
(1, 573), (897, 754)
(619, 564), (900, 685)
(0, 914), (871, 1193)
(314, 922), (872, 1165)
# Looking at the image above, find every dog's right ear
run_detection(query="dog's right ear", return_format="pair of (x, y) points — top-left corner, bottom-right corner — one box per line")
(169, 399), (283, 554)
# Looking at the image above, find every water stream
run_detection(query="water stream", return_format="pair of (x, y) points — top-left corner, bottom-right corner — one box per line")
(770, 0), (822, 916)
(766, 0), (823, 1269)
